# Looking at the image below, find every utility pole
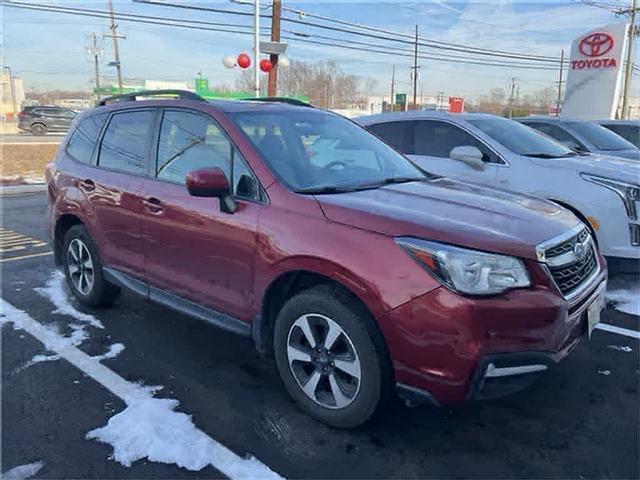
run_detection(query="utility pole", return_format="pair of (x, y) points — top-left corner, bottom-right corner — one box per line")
(88, 33), (102, 102)
(411, 24), (419, 109)
(104, 0), (125, 93)
(3, 66), (17, 117)
(267, 0), (281, 97)
(508, 77), (519, 118)
(621, 0), (638, 119)
(253, 0), (261, 98)
(389, 65), (395, 112)
(556, 49), (565, 116)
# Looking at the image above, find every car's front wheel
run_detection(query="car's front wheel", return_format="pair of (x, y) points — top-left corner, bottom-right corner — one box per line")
(62, 225), (120, 307)
(274, 284), (391, 428)
(31, 123), (47, 135)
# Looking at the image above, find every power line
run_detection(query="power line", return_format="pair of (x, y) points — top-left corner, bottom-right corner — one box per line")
(4, 1), (561, 71)
(133, 0), (562, 64)
(280, 3), (562, 61)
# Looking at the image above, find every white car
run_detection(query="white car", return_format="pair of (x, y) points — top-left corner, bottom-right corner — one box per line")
(356, 111), (640, 267)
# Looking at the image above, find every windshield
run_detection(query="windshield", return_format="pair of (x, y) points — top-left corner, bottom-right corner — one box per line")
(468, 117), (575, 158)
(229, 110), (427, 192)
(567, 121), (637, 151)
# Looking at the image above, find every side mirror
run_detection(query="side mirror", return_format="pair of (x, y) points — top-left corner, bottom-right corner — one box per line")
(449, 146), (485, 171)
(185, 167), (236, 213)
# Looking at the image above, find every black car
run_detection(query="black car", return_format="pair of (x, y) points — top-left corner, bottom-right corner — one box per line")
(17, 105), (77, 135)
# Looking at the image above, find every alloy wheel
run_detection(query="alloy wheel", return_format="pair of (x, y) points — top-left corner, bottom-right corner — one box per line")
(67, 238), (94, 296)
(286, 313), (362, 409)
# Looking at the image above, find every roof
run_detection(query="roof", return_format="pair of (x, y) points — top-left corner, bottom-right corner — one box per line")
(597, 119), (640, 125)
(210, 99), (314, 114)
(513, 116), (587, 123)
(355, 110), (498, 124)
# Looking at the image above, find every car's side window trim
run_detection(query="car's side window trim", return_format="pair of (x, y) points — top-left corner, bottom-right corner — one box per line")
(150, 107), (268, 205)
(95, 107), (156, 178)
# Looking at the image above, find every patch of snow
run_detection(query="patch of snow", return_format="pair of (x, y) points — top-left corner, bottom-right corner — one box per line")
(92, 343), (125, 361)
(597, 368), (611, 376)
(607, 345), (633, 352)
(1, 298), (281, 479)
(87, 397), (279, 477)
(1, 461), (44, 480)
(35, 271), (103, 329)
(606, 276), (640, 316)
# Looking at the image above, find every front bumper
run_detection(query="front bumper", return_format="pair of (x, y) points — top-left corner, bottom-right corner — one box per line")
(384, 259), (607, 407)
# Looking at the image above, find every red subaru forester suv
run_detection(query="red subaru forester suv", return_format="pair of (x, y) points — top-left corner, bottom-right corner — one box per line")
(46, 91), (607, 428)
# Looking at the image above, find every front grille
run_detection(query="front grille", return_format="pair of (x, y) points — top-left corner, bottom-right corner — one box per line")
(544, 228), (598, 297)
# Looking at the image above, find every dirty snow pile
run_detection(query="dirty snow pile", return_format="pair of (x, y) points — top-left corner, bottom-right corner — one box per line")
(86, 397), (279, 477)
(1, 461), (44, 480)
(606, 275), (640, 316)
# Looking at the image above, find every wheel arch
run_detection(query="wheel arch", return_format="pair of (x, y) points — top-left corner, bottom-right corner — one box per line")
(548, 198), (599, 243)
(254, 267), (390, 368)
(53, 213), (84, 265)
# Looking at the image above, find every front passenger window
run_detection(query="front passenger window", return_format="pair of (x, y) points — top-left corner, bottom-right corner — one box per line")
(156, 110), (231, 184)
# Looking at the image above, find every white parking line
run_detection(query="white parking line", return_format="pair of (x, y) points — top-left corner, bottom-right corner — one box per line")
(0, 298), (282, 479)
(596, 323), (640, 340)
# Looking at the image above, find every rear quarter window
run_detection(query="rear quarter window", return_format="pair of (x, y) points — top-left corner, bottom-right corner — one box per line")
(66, 112), (108, 164)
(98, 110), (154, 174)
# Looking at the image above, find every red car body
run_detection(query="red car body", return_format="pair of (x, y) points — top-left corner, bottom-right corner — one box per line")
(46, 97), (607, 408)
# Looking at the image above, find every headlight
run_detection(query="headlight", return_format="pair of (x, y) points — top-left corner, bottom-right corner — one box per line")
(396, 238), (531, 296)
(580, 173), (639, 220)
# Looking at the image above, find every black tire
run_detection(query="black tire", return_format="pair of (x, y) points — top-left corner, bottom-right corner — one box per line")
(62, 225), (120, 307)
(31, 123), (47, 136)
(273, 284), (392, 428)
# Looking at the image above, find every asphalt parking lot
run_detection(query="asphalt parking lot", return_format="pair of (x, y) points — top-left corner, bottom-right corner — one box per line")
(2, 192), (639, 479)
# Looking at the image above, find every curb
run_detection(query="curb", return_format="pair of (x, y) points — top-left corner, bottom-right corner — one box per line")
(0, 184), (47, 196)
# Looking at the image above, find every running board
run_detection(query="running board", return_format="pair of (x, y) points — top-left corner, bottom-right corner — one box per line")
(103, 267), (251, 337)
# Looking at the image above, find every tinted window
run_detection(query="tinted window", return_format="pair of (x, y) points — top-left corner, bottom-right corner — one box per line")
(566, 121), (637, 151)
(66, 113), (107, 164)
(602, 124), (640, 147)
(367, 121), (411, 153)
(523, 122), (582, 147)
(231, 111), (426, 191)
(413, 120), (499, 163)
(469, 118), (575, 158)
(98, 110), (153, 174)
(156, 110), (231, 184)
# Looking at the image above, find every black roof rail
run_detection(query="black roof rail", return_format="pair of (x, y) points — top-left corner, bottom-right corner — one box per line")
(97, 89), (205, 106)
(242, 97), (312, 107)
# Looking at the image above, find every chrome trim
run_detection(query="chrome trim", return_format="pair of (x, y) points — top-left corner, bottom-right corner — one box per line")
(568, 280), (606, 321)
(535, 223), (585, 262)
(485, 363), (548, 378)
(542, 253), (602, 302)
(545, 235), (593, 267)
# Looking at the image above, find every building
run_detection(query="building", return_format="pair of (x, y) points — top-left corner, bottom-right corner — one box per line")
(0, 70), (26, 120)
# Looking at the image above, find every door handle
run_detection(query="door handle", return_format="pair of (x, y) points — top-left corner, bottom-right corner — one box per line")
(80, 179), (95, 191)
(143, 196), (163, 213)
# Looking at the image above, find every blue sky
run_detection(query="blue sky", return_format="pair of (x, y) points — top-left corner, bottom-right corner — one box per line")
(2, 0), (636, 99)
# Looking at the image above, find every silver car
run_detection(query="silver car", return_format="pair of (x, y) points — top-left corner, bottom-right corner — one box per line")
(515, 116), (639, 161)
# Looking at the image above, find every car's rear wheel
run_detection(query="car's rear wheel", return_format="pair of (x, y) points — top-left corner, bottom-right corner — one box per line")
(31, 123), (47, 136)
(274, 284), (391, 428)
(62, 225), (120, 307)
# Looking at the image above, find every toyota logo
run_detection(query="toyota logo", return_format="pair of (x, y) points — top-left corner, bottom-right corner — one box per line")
(573, 242), (588, 262)
(579, 32), (614, 57)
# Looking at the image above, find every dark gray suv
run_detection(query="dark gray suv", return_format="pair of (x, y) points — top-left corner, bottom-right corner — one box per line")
(17, 105), (77, 135)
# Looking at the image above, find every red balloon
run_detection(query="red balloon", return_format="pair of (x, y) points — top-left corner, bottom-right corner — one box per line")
(260, 59), (272, 72)
(237, 53), (251, 69)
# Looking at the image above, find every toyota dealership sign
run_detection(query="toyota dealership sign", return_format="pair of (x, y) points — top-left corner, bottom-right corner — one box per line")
(563, 23), (628, 119)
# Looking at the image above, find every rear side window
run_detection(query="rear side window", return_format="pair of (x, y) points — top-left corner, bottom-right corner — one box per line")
(156, 110), (231, 183)
(413, 120), (499, 163)
(66, 113), (107, 164)
(98, 110), (154, 174)
(367, 121), (411, 153)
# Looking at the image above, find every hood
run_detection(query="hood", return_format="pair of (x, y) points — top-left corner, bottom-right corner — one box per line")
(593, 149), (640, 162)
(535, 153), (640, 182)
(315, 178), (580, 260)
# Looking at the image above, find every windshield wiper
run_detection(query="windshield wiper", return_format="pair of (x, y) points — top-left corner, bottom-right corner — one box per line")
(296, 185), (366, 194)
(522, 152), (566, 159)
